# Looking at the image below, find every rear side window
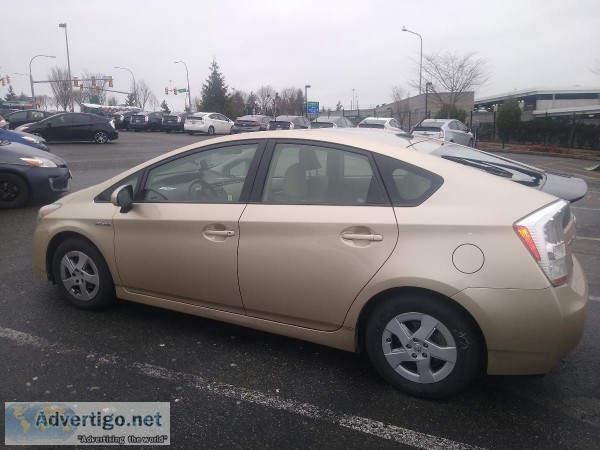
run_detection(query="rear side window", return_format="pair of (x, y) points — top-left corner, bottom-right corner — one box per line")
(373, 154), (443, 206)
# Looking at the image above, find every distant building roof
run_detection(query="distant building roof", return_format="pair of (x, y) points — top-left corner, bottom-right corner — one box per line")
(475, 87), (600, 103)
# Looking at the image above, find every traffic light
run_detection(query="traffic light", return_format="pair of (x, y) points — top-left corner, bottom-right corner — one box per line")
(165, 87), (168, 95)
(91, 76), (96, 86)
(108, 76), (113, 88)
(1, 78), (5, 86)
(173, 88), (177, 95)
(73, 77), (78, 87)
(5, 75), (10, 84)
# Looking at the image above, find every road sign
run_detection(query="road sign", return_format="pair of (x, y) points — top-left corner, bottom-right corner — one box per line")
(307, 101), (319, 114)
(178, 88), (187, 93)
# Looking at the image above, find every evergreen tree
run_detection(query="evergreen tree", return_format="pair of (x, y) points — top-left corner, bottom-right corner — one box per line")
(245, 92), (258, 115)
(336, 101), (342, 111)
(496, 98), (521, 146)
(199, 58), (228, 113)
(4, 85), (17, 102)
(160, 100), (170, 114)
(125, 92), (136, 107)
(435, 104), (467, 123)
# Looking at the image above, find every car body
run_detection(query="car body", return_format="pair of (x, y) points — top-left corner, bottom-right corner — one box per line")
(232, 115), (271, 133)
(268, 115), (311, 130)
(0, 128), (50, 151)
(162, 112), (193, 133)
(16, 112), (118, 144)
(414, 140), (588, 202)
(358, 117), (403, 132)
(184, 112), (234, 135)
(111, 111), (137, 131)
(0, 115), (7, 130)
(411, 119), (474, 147)
(0, 108), (19, 117)
(0, 139), (71, 208)
(4, 109), (55, 130)
(309, 116), (355, 129)
(130, 111), (165, 132)
(33, 129), (587, 398)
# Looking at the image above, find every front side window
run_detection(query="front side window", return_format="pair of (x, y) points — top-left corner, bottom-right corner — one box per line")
(10, 111), (27, 121)
(262, 143), (386, 205)
(141, 143), (258, 203)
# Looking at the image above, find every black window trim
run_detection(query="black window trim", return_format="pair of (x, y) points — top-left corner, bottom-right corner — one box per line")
(249, 138), (392, 206)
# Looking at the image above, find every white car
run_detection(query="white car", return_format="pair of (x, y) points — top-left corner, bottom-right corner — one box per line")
(184, 112), (233, 135)
(412, 119), (474, 147)
(358, 117), (403, 132)
(0, 115), (8, 130)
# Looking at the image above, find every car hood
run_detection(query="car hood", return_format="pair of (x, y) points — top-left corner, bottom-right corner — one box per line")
(539, 171), (588, 203)
(1, 141), (66, 165)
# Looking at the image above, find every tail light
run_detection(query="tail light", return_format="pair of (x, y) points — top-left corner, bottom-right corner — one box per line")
(439, 129), (445, 139)
(144, 116), (149, 122)
(177, 117), (181, 123)
(514, 200), (572, 286)
(251, 121), (260, 126)
(234, 120), (240, 125)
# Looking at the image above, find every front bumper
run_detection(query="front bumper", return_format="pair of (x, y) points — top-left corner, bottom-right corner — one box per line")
(28, 167), (72, 200)
(452, 255), (588, 375)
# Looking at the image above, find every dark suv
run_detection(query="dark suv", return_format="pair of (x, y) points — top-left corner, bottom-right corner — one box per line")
(162, 112), (192, 133)
(130, 111), (165, 132)
(111, 111), (137, 131)
(5, 110), (55, 130)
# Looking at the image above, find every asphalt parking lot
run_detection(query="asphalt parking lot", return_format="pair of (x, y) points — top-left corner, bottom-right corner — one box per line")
(1, 132), (599, 449)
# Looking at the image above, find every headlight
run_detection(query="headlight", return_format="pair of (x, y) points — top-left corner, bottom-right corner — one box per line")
(21, 136), (43, 144)
(20, 157), (57, 168)
(37, 203), (62, 220)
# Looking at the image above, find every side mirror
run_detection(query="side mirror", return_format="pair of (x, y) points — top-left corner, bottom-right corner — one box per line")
(111, 184), (134, 213)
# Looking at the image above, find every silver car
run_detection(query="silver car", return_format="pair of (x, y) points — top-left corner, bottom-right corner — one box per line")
(412, 119), (474, 147)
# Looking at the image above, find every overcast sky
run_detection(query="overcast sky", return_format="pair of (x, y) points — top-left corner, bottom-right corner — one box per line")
(2, 0), (599, 111)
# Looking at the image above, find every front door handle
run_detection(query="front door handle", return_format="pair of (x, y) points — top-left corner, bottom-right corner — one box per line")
(342, 233), (383, 242)
(204, 230), (235, 237)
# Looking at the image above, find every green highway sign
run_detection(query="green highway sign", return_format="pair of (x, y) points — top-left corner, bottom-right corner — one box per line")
(307, 101), (319, 114)
(178, 88), (187, 93)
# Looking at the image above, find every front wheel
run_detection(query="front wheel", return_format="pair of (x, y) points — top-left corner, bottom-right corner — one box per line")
(365, 294), (483, 399)
(94, 131), (108, 144)
(52, 238), (115, 310)
(0, 172), (30, 209)
(468, 138), (474, 147)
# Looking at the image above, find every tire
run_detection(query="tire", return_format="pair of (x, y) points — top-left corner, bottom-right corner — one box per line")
(93, 131), (108, 144)
(52, 238), (115, 310)
(208, 126), (215, 136)
(0, 172), (30, 209)
(365, 294), (483, 399)
(187, 131), (194, 135)
(165, 129), (172, 134)
(229, 126), (234, 135)
(468, 138), (474, 147)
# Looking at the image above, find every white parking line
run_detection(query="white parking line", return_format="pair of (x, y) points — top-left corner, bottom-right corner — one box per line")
(572, 206), (600, 211)
(576, 236), (600, 242)
(590, 296), (600, 303)
(0, 326), (484, 450)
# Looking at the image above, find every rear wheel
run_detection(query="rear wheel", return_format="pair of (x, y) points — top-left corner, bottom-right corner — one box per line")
(468, 138), (474, 147)
(208, 126), (215, 136)
(52, 238), (115, 310)
(165, 129), (172, 134)
(0, 172), (30, 209)
(93, 131), (108, 144)
(365, 294), (483, 398)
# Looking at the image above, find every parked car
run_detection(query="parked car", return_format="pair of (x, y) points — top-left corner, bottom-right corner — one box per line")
(130, 111), (165, 132)
(111, 111), (137, 131)
(411, 119), (474, 147)
(0, 139), (70, 208)
(0, 108), (19, 118)
(184, 112), (234, 135)
(15, 113), (118, 144)
(32, 129), (587, 399)
(4, 109), (55, 130)
(0, 128), (50, 151)
(309, 116), (354, 128)
(232, 115), (271, 133)
(358, 117), (403, 131)
(0, 115), (7, 130)
(268, 115), (311, 130)
(162, 112), (192, 133)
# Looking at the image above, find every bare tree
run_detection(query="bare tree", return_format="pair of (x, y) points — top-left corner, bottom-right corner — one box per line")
(227, 89), (247, 119)
(82, 69), (108, 105)
(48, 66), (72, 111)
(256, 85), (276, 115)
(390, 86), (411, 129)
(107, 95), (118, 106)
(411, 51), (489, 107)
(278, 87), (298, 115)
(135, 79), (156, 110)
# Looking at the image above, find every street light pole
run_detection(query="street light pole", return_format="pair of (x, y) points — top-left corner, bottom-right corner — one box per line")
(402, 26), (423, 95)
(29, 54), (56, 109)
(114, 66), (136, 107)
(58, 23), (74, 111)
(305, 84), (311, 118)
(351, 88), (355, 111)
(424, 81), (432, 120)
(174, 61), (192, 111)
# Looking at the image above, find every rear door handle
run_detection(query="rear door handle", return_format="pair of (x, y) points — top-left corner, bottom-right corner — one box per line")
(342, 233), (383, 242)
(205, 230), (235, 237)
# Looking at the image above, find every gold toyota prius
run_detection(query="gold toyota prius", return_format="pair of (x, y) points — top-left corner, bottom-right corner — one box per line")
(33, 129), (588, 398)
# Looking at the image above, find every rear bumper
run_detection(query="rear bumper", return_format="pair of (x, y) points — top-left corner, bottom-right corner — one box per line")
(451, 255), (588, 375)
(162, 123), (184, 131)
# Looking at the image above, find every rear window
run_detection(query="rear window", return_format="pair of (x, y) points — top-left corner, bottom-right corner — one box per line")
(358, 123), (385, 129)
(310, 122), (334, 128)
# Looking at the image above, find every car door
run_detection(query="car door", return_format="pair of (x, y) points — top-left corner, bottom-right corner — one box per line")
(238, 140), (399, 331)
(42, 115), (70, 141)
(456, 121), (471, 145)
(218, 114), (231, 133)
(7, 111), (27, 129)
(112, 140), (263, 313)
